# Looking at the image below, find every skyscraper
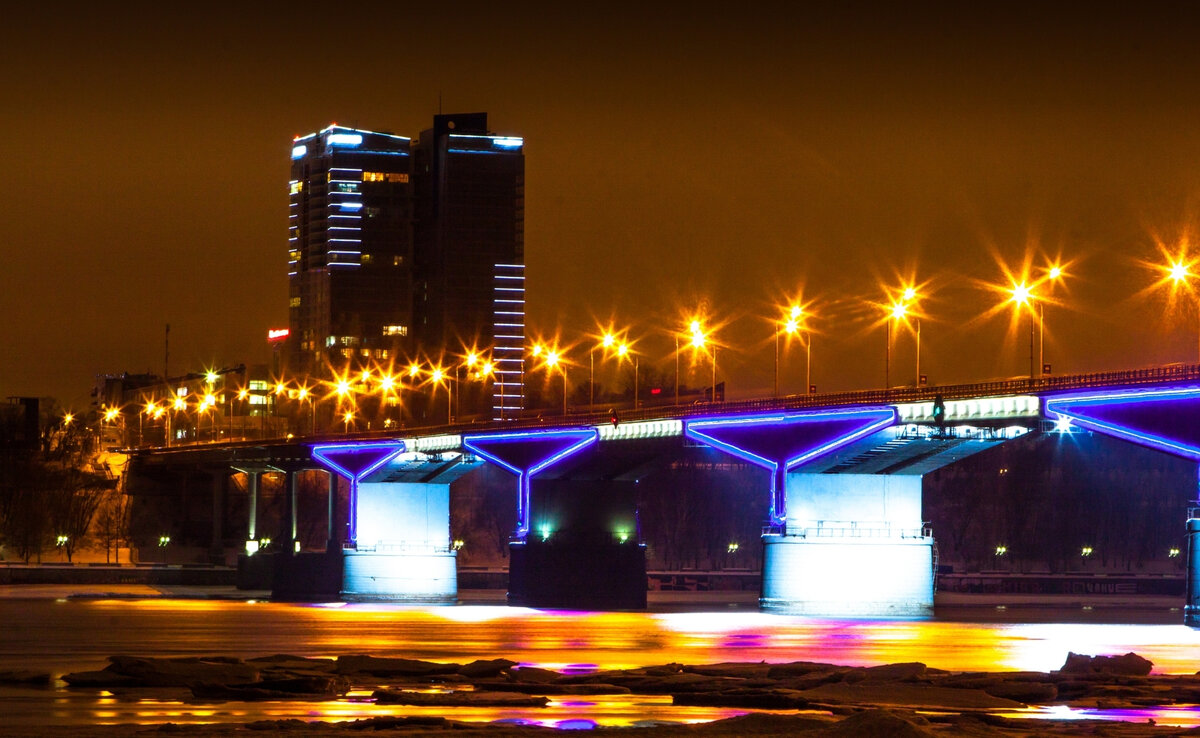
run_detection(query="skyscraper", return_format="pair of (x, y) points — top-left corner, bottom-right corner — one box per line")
(412, 113), (525, 420)
(288, 125), (414, 375)
(286, 116), (525, 421)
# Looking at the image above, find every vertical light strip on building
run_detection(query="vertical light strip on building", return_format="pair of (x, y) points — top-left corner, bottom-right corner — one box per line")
(493, 263), (525, 420)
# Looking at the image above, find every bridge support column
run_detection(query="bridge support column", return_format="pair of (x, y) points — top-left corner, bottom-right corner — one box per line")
(247, 471), (259, 543)
(1187, 503), (1200, 628)
(506, 479), (645, 610)
(327, 471), (337, 552)
(341, 480), (456, 602)
(209, 473), (226, 565)
(761, 473), (933, 616)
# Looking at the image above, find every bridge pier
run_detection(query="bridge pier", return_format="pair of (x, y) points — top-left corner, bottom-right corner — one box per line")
(507, 478), (646, 610)
(1187, 504), (1200, 628)
(761, 473), (933, 616)
(341, 478), (457, 602)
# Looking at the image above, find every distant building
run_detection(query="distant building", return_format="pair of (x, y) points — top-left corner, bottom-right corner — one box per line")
(287, 115), (525, 420)
(287, 126), (415, 376)
(412, 113), (525, 420)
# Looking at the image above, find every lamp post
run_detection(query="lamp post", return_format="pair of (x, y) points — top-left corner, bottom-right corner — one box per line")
(885, 302), (908, 389)
(1165, 259), (1199, 363)
(1006, 281), (1036, 380)
(616, 342), (638, 409)
(543, 350), (567, 415)
(775, 306), (802, 398)
(591, 332), (617, 408)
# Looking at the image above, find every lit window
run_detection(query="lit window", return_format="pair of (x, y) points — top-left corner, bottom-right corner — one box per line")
(361, 253), (373, 264)
(341, 348), (353, 358)
(333, 182), (359, 193)
(360, 349), (370, 357)
(338, 336), (360, 346)
(392, 255), (403, 266)
(326, 336), (337, 347)
(383, 325), (408, 337)
(363, 172), (385, 182)
(289, 180), (303, 195)
(249, 381), (267, 390)
(386, 172), (409, 183)
(289, 297), (301, 308)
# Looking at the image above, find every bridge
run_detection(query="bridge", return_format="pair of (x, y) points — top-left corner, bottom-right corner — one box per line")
(125, 363), (1200, 624)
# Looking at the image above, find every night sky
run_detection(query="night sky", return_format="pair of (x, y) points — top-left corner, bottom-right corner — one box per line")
(7, 4), (1200, 411)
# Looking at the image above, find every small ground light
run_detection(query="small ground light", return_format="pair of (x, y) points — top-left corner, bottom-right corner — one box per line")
(1081, 546), (1093, 557)
(451, 539), (464, 551)
(158, 535), (171, 547)
(1054, 416), (1073, 433)
(538, 525), (552, 541)
(1169, 548), (1181, 558)
(56, 535), (68, 547)
(727, 542), (740, 553)
(994, 545), (1007, 556)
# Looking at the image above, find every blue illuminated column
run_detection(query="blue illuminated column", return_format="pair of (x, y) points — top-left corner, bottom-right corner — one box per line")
(310, 442), (406, 546)
(685, 409), (897, 531)
(1044, 386), (1200, 627)
(463, 428), (598, 538)
(685, 409), (939, 616)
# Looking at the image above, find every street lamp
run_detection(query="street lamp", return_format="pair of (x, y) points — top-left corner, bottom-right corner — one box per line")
(1008, 281), (1036, 380)
(1039, 264), (1066, 375)
(686, 319), (717, 403)
(1164, 257), (1200, 363)
(775, 305), (802, 397)
(591, 332), (617, 408)
(615, 341), (639, 409)
(542, 349), (568, 415)
(427, 365), (452, 424)
(885, 301), (907, 389)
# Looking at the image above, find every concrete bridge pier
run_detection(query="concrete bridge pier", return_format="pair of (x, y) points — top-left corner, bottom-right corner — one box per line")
(1187, 503), (1200, 628)
(310, 442), (463, 603)
(464, 428), (649, 610)
(507, 477), (646, 610)
(270, 466), (343, 601)
(762, 473), (933, 616)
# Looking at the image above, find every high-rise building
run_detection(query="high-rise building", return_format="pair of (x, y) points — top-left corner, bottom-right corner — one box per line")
(288, 125), (414, 375)
(286, 116), (525, 420)
(413, 113), (525, 420)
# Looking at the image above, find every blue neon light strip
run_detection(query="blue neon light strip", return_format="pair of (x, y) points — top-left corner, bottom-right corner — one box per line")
(463, 429), (597, 537)
(685, 408), (896, 527)
(311, 441), (406, 545)
(1044, 387), (1200, 460)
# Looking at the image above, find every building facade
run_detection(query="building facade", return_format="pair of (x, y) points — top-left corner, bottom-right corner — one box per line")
(287, 117), (524, 421)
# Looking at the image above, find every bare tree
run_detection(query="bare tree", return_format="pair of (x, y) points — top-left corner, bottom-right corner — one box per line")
(94, 489), (131, 563)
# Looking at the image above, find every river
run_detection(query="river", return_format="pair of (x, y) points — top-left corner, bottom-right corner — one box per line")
(1, 588), (1198, 729)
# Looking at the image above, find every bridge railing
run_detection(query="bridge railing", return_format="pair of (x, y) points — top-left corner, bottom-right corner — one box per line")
(140, 361), (1200, 451)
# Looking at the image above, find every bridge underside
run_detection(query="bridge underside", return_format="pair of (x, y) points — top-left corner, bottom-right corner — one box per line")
(763, 421), (1027, 616)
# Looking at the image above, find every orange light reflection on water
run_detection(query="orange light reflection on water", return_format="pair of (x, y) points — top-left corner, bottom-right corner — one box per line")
(75, 599), (1200, 675)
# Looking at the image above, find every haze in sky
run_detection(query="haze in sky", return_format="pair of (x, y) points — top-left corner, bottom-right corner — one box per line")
(5, 3), (1200, 410)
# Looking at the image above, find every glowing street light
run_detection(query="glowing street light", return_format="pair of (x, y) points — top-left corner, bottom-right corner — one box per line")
(1008, 280), (1037, 380)
(1038, 263), (1067, 376)
(884, 300), (908, 389)
(774, 305), (803, 398)
(1159, 254), (1200, 362)
(534, 346), (568, 415)
(589, 330), (623, 408)
(678, 318), (717, 404)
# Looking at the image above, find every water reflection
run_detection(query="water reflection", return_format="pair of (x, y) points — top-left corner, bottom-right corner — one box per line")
(2, 596), (1199, 729)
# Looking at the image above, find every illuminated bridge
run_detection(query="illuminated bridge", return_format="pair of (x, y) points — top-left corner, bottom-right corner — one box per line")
(127, 363), (1200, 624)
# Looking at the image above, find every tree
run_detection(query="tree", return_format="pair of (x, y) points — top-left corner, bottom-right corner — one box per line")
(94, 489), (131, 563)
(45, 466), (111, 562)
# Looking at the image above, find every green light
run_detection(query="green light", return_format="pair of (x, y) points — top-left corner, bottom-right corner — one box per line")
(616, 529), (629, 544)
